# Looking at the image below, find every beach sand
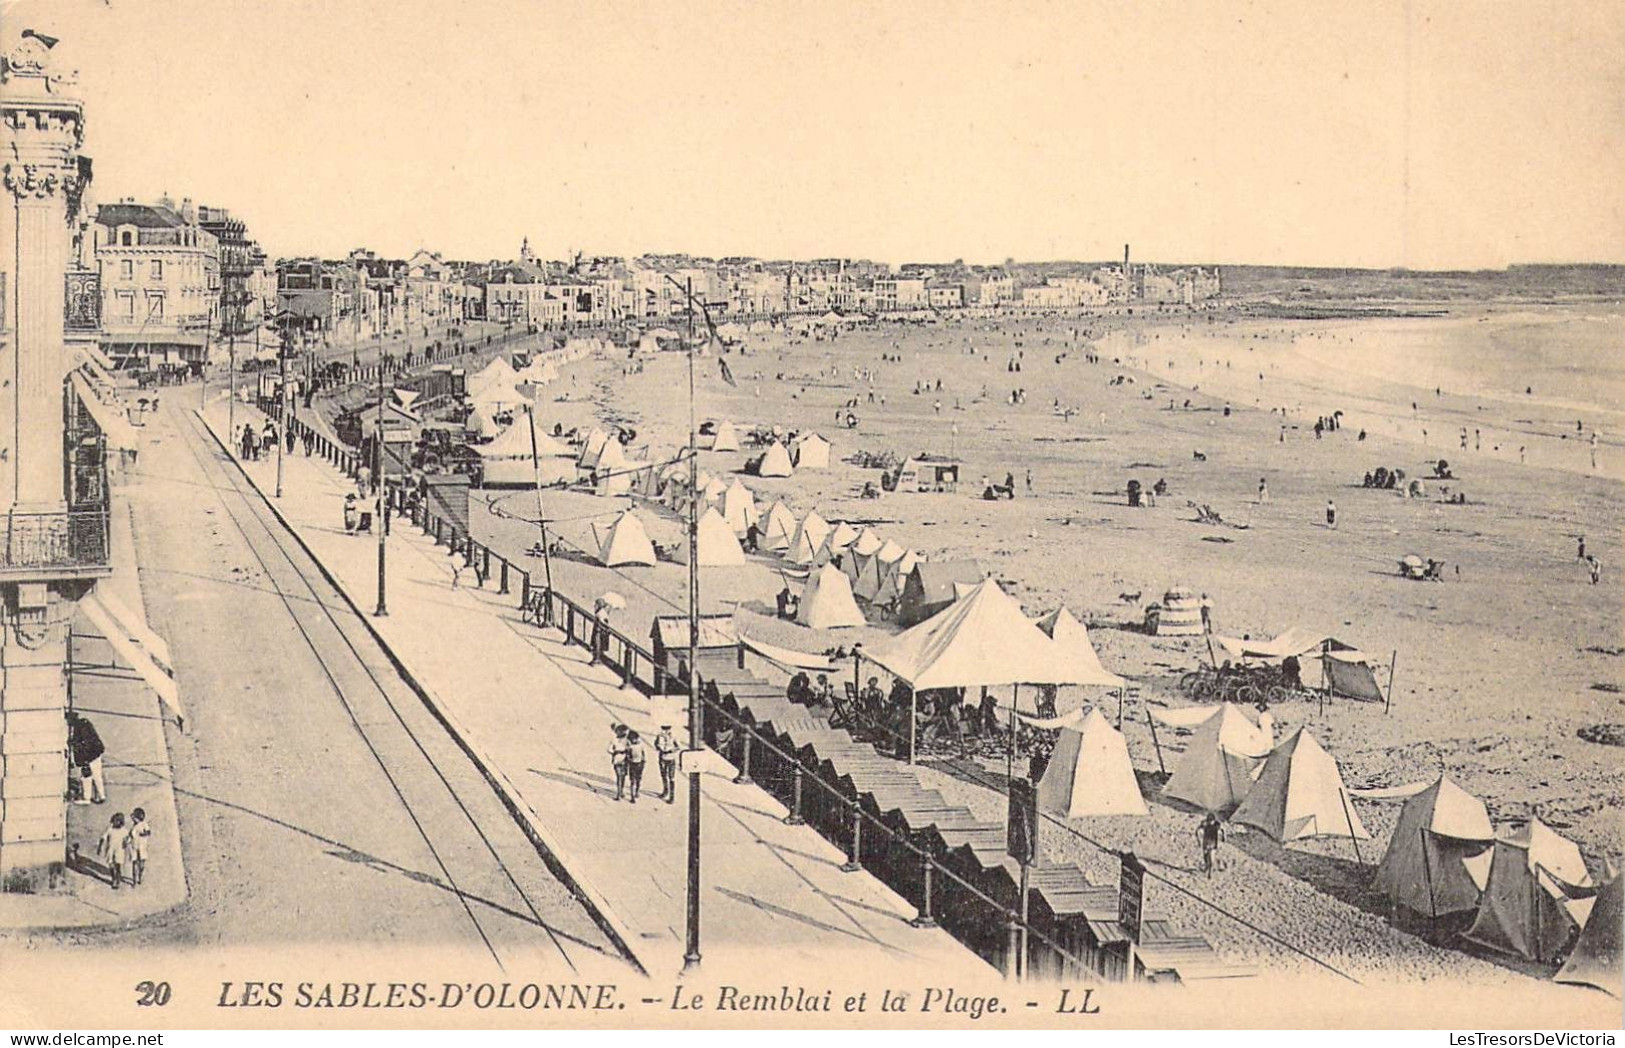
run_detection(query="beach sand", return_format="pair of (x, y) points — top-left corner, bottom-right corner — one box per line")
(469, 304), (1623, 992)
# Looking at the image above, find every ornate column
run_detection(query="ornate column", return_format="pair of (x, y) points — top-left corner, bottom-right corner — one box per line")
(0, 32), (89, 881)
(3, 32), (85, 514)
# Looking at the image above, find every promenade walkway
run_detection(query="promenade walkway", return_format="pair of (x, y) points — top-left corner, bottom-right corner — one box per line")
(195, 403), (983, 981)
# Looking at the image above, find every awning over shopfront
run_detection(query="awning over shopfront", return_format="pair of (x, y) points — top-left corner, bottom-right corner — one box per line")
(70, 370), (141, 451)
(79, 590), (185, 729)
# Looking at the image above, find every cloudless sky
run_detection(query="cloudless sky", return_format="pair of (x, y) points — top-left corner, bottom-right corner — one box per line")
(6, 0), (1622, 268)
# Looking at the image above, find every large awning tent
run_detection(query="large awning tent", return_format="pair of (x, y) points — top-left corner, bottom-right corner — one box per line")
(1214, 629), (1387, 702)
(674, 507), (746, 567)
(866, 578), (1097, 763)
(798, 563), (867, 630)
(468, 355), (518, 395)
(475, 413), (576, 487)
(1034, 607), (1126, 689)
(759, 501), (798, 552)
(1464, 818), (1596, 964)
(1371, 776), (1495, 919)
(1555, 874), (1621, 997)
(595, 510), (657, 568)
(1229, 728), (1370, 845)
(787, 510), (832, 565)
(1158, 704), (1274, 813)
(1035, 707), (1147, 818)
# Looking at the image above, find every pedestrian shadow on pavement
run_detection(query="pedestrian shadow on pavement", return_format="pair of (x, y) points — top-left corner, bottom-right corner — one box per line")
(528, 766), (617, 800)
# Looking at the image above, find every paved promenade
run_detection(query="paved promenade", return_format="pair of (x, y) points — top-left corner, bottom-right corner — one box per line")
(197, 403), (983, 981)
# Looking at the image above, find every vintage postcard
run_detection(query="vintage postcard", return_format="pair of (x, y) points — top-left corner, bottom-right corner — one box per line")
(0, 0), (1619, 1035)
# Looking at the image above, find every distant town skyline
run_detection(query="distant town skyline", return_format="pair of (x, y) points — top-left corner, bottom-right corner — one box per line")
(8, 0), (1623, 270)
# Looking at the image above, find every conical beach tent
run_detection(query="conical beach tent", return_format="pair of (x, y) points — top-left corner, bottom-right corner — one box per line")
(788, 511), (831, 565)
(1161, 704), (1273, 813)
(577, 428), (610, 468)
(1037, 708), (1147, 817)
(597, 510), (657, 567)
(1229, 728), (1370, 842)
(721, 479), (759, 537)
(475, 413), (576, 486)
(1372, 776), (1494, 918)
(1035, 608), (1126, 688)
(593, 439), (632, 494)
(711, 420), (741, 453)
(1465, 818), (1595, 964)
(855, 539), (905, 603)
(813, 521), (860, 567)
(1556, 875), (1621, 996)
(675, 508), (747, 567)
(759, 501), (797, 552)
(756, 441), (794, 477)
(792, 432), (831, 469)
(798, 563), (867, 629)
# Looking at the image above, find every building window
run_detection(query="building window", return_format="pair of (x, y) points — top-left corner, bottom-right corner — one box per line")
(146, 293), (165, 319)
(120, 259), (133, 280)
(151, 259), (163, 280)
(120, 230), (134, 247)
(119, 292), (136, 319)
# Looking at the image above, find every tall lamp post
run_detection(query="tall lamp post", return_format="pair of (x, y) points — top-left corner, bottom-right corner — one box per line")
(374, 326), (389, 617)
(666, 274), (704, 973)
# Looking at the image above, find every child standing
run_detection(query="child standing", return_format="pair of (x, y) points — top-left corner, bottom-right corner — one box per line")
(125, 807), (152, 887)
(625, 731), (648, 804)
(98, 812), (126, 889)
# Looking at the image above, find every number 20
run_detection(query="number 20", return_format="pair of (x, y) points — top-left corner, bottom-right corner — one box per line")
(134, 981), (171, 1007)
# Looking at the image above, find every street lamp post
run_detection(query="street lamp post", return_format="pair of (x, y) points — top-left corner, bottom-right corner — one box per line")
(275, 316), (290, 498)
(374, 328), (389, 617)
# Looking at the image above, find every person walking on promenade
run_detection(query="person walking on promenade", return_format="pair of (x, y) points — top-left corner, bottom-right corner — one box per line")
(301, 428), (315, 456)
(1198, 812), (1223, 878)
(125, 807), (151, 887)
(625, 731), (648, 804)
(67, 712), (107, 805)
(655, 725), (680, 804)
(98, 812), (127, 889)
(240, 424), (257, 461)
(286, 426), (297, 455)
(1325, 500), (1337, 529)
(608, 724), (629, 801)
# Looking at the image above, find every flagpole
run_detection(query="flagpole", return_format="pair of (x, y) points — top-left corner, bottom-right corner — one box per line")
(679, 274), (703, 973)
(526, 401), (555, 624)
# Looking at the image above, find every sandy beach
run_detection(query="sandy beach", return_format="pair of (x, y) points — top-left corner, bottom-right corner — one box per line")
(469, 303), (1623, 989)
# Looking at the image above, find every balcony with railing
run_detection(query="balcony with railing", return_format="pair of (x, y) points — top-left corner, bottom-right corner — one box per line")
(0, 506), (111, 579)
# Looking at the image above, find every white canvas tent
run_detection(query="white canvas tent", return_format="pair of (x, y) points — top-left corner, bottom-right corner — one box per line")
(577, 428), (611, 468)
(675, 508), (747, 567)
(787, 511), (831, 565)
(593, 439), (632, 494)
(1465, 818), (1596, 964)
(471, 379), (526, 414)
(468, 356), (518, 394)
(475, 413), (576, 486)
(855, 539), (906, 603)
(1034, 607), (1126, 689)
(596, 510), (657, 567)
(1037, 707), (1147, 817)
(1215, 629), (1384, 700)
(1555, 875), (1621, 997)
(1160, 704), (1273, 813)
(798, 563), (867, 629)
(867, 579), (1094, 691)
(1372, 776), (1494, 918)
(813, 521), (860, 567)
(792, 432), (831, 469)
(1229, 728), (1370, 842)
(711, 421), (741, 453)
(760, 501), (797, 552)
(721, 479), (759, 537)
(755, 441), (794, 477)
